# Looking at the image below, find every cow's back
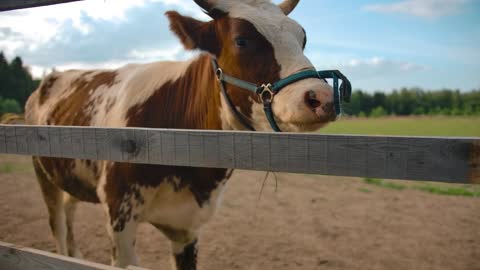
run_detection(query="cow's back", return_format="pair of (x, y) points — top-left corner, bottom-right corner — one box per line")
(25, 59), (192, 128)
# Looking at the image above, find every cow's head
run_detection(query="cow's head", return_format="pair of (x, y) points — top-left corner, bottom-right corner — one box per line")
(167, 0), (336, 132)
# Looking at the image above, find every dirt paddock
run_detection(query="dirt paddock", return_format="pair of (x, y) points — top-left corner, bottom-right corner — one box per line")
(0, 154), (479, 270)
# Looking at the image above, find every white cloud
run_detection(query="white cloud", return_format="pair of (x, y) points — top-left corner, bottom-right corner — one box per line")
(310, 55), (428, 90)
(364, 0), (468, 19)
(128, 45), (197, 61)
(0, 1), (147, 46)
(0, 0), (210, 78)
(344, 56), (426, 72)
(0, 0), (206, 59)
(313, 55), (427, 73)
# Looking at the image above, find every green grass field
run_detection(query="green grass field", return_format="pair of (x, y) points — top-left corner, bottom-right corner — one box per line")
(320, 116), (480, 137)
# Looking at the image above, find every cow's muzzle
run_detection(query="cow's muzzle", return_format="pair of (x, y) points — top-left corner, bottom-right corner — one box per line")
(212, 58), (351, 132)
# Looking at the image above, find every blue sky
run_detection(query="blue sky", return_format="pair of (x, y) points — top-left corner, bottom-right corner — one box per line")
(0, 0), (479, 92)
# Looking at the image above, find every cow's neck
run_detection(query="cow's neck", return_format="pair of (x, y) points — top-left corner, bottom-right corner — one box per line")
(126, 53), (223, 130)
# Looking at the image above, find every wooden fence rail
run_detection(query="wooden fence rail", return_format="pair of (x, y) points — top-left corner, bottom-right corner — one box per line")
(0, 241), (148, 270)
(1, 124), (479, 184)
(0, 0), (83, 11)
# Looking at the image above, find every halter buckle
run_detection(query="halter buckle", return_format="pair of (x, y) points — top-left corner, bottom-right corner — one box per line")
(257, 83), (274, 104)
(215, 68), (224, 81)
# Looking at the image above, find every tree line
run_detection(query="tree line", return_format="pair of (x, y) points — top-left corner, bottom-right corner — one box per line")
(0, 52), (479, 117)
(344, 88), (480, 117)
(0, 52), (40, 115)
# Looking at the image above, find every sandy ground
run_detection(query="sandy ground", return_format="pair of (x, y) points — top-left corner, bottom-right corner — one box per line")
(0, 154), (479, 270)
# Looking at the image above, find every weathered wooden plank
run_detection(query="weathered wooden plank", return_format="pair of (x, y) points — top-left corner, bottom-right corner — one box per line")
(218, 133), (234, 168)
(0, 125), (478, 184)
(25, 126), (39, 156)
(0, 0), (83, 11)
(307, 135), (327, 174)
(174, 131), (189, 166)
(471, 141), (480, 183)
(270, 134), (289, 171)
(0, 241), (149, 270)
(252, 133), (271, 170)
(60, 127), (72, 158)
(37, 127), (50, 156)
(0, 125), (6, 153)
(325, 135), (349, 176)
(235, 133), (252, 170)
(83, 127), (97, 160)
(362, 136), (387, 179)
(120, 128), (136, 162)
(5, 125), (17, 154)
(107, 128), (127, 162)
(95, 128), (110, 161)
(48, 126), (61, 157)
(70, 127), (84, 159)
(14, 126), (28, 155)
(147, 129), (162, 164)
(132, 129), (148, 163)
(287, 135), (308, 173)
(344, 136), (368, 177)
(161, 131), (175, 165)
(189, 132), (204, 166)
(202, 132), (219, 167)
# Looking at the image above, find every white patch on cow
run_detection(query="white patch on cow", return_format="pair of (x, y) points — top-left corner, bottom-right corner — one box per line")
(219, 96), (253, 130)
(107, 218), (139, 267)
(215, 0), (311, 77)
(25, 70), (88, 125)
(144, 177), (229, 231)
(103, 59), (195, 127)
(72, 160), (97, 187)
(96, 161), (110, 206)
(214, 177), (230, 210)
(63, 193), (83, 258)
(53, 194), (68, 256)
(250, 102), (273, 131)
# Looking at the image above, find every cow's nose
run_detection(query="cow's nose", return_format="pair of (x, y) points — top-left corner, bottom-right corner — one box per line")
(304, 89), (322, 110)
(304, 89), (336, 120)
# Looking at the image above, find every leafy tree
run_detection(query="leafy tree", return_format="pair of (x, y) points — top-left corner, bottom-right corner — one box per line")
(370, 106), (387, 118)
(346, 88), (480, 117)
(0, 52), (10, 100)
(0, 52), (39, 115)
(0, 98), (22, 115)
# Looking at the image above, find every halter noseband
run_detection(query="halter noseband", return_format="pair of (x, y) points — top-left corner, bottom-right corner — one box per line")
(212, 58), (351, 132)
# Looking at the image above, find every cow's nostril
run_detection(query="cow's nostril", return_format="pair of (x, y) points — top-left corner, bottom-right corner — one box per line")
(308, 99), (321, 109)
(304, 90), (321, 110)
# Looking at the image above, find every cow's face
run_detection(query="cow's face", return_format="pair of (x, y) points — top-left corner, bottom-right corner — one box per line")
(167, 0), (335, 132)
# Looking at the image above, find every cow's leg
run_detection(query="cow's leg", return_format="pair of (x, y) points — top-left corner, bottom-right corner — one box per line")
(106, 218), (139, 267)
(102, 186), (145, 266)
(154, 224), (198, 270)
(64, 194), (83, 258)
(34, 158), (83, 258)
(34, 159), (69, 256)
(99, 164), (143, 267)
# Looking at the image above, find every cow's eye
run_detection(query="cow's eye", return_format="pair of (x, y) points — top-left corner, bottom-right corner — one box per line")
(235, 38), (249, 48)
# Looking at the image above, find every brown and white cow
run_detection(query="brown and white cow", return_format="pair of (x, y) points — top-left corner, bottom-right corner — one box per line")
(24, 0), (336, 269)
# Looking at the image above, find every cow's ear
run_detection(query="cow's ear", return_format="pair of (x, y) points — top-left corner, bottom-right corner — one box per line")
(166, 11), (219, 55)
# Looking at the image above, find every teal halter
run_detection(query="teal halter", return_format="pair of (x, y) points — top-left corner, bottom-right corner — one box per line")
(212, 58), (351, 132)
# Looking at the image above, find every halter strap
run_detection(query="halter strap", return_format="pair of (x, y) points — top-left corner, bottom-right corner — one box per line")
(212, 59), (256, 131)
